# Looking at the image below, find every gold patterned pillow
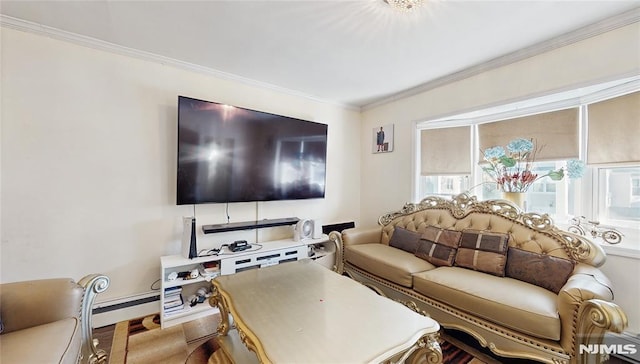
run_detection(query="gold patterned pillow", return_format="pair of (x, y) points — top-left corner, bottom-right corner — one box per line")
(415, 226), (462, 266)
(454, 230), (510, 276)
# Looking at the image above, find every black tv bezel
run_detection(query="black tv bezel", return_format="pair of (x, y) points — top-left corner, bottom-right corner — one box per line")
(176, 96), (328, 205)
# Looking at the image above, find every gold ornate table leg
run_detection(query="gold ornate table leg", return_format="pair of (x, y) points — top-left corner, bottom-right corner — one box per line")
(388, 332), (442, 364)
(418, 332), (443, 364)
(209, 285), (230, 336)
(407, 332), (443, 364)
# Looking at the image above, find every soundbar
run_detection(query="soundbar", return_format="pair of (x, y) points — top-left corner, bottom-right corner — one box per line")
(202, 217), (300, 234)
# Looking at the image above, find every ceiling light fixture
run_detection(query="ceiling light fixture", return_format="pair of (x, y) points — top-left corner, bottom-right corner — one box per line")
(384, 0), (424, 12)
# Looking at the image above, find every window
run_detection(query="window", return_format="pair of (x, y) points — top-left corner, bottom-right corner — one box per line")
(598, 167), (640, 223)
(475, 161), (576, 217)
(417, 126), (471, 199)
(418, 175), (470, 198)
(415, 77), (640, 252)
(633, 177), (640, 197)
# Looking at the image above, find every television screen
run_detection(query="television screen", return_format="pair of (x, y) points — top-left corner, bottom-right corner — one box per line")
(177, 96), (327, 204)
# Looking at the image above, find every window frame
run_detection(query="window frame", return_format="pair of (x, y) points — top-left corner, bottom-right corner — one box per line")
(414, 77), (640, 255)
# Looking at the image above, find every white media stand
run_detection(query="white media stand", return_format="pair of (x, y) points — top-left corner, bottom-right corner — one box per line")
(160, 236), (334, 328)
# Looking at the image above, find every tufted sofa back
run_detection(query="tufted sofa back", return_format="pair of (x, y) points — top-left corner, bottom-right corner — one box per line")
(378, 195), (607, 267)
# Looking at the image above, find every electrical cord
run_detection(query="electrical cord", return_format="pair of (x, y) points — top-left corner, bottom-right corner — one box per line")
(197, 248), (221, 257)
(197, 242), (264, 257)
(150, 279), (161, 291)
(216, 243), (263, 256)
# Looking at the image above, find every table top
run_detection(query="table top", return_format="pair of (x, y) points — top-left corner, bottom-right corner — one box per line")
(212, 259), (439, 363)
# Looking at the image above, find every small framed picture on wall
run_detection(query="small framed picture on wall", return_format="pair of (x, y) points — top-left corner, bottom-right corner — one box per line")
(372, 124), (394, 153)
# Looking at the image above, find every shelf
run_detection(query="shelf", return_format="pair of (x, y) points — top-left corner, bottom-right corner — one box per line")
(202, 217), (299, 234)
(161, 254), (221, 267)
(163, 302), (216, 322)
(164, 276), (207, 289)
(161, 235), (332, 328)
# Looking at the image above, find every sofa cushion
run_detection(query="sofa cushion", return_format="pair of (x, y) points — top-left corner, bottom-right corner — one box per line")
(345, 243), (435, 287)
(506, 247), (575, 294)
(413, 267), (561, 341)
(388, 227), (421, 254)
(415, 226), (462, 267)
(455, 230), (510, 277)
(0, 317), (80, 364)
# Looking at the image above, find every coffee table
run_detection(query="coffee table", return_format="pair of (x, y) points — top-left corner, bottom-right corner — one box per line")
(209, 259), (442, 363)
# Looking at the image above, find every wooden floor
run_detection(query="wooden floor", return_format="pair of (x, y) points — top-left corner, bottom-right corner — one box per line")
(93, 324), (116, 359)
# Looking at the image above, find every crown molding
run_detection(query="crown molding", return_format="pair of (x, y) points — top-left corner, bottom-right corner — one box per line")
(362, 7), (640, 111)
(0, 14), (360, 112)
(2, 6), (638, 114)
(415, 74), (639, 127)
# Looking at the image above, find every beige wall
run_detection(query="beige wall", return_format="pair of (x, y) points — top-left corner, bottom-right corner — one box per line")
(361, 23), (640, 334)
(599, 253), (640, 335)
(0, 28), (361, 302)
(1, 19), (638, 335)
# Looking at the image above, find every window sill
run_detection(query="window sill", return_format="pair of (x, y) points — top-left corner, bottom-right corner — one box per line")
(557, 222), (640, 259)
(601, 242), (640, 259)
(599, 227), (640, 259)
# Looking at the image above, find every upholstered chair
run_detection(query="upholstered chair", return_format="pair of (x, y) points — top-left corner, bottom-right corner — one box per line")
(0, 274), (109, 364)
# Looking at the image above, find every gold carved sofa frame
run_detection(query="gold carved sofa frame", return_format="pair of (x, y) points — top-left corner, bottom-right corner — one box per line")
(328, 194), (628, 364)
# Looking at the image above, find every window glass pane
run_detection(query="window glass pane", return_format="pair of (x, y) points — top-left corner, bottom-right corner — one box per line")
(418, 175), (470, 199)
(480, 161), (567, 215)
(599, 167), (640, 222)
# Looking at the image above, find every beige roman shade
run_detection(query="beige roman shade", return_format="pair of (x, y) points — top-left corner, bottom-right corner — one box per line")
(421, 126), (471, 175)
(587, 91), (640, 165)
(478, 108), (579, 161)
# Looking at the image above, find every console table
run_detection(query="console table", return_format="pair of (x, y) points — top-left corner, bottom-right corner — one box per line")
(160, 236), (333, 328)
(210, 260), (442, 363)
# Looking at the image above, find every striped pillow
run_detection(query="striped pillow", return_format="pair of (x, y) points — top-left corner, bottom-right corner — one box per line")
(455, 230), (510, 276)
(415, 226), (462, 267)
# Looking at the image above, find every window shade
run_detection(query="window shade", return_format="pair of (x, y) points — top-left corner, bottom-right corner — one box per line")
(421, 126), (471, 175)
(587, 91), (640, 165)
(478, 108), (579, 161)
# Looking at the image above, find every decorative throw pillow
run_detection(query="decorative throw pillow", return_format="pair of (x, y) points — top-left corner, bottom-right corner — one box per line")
(455, 230), (510, 277)
(415, 226), (462, 267)
(388, 227), (422, 254)
(506, 247), (576, 294)
(458, 230), (510, 253)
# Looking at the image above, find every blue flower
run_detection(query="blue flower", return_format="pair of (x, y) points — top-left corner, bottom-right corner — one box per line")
(506, 138), (534, 154)
(482, 137), (586, 193)
(566, 159), (586, 179)
(484, 146), (505, 160)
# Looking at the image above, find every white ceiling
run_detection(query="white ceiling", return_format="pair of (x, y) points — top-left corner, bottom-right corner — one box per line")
(1, 0), (639, 108)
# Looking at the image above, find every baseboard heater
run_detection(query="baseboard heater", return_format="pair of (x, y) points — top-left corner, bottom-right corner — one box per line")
(91, 292), (162, 327)
(605, 332), (640, 363)
(92, 294), (160, 315)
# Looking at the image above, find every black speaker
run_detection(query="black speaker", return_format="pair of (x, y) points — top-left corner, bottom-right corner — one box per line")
(182, 216), (198, 259)
(322, 221), (355, 235)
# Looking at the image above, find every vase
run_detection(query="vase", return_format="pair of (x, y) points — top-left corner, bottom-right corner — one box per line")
(502, 192), (526, 210)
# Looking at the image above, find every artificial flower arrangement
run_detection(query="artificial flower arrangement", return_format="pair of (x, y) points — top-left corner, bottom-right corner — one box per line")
(482, 138), (586, 193)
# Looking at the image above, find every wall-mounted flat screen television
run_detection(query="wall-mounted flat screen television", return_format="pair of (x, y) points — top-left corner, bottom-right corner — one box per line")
(177, 96), (328, 204)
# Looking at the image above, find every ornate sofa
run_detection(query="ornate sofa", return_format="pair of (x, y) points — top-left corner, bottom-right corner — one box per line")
(0, 274), (110, 364)
(329, 194), (628, 364)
